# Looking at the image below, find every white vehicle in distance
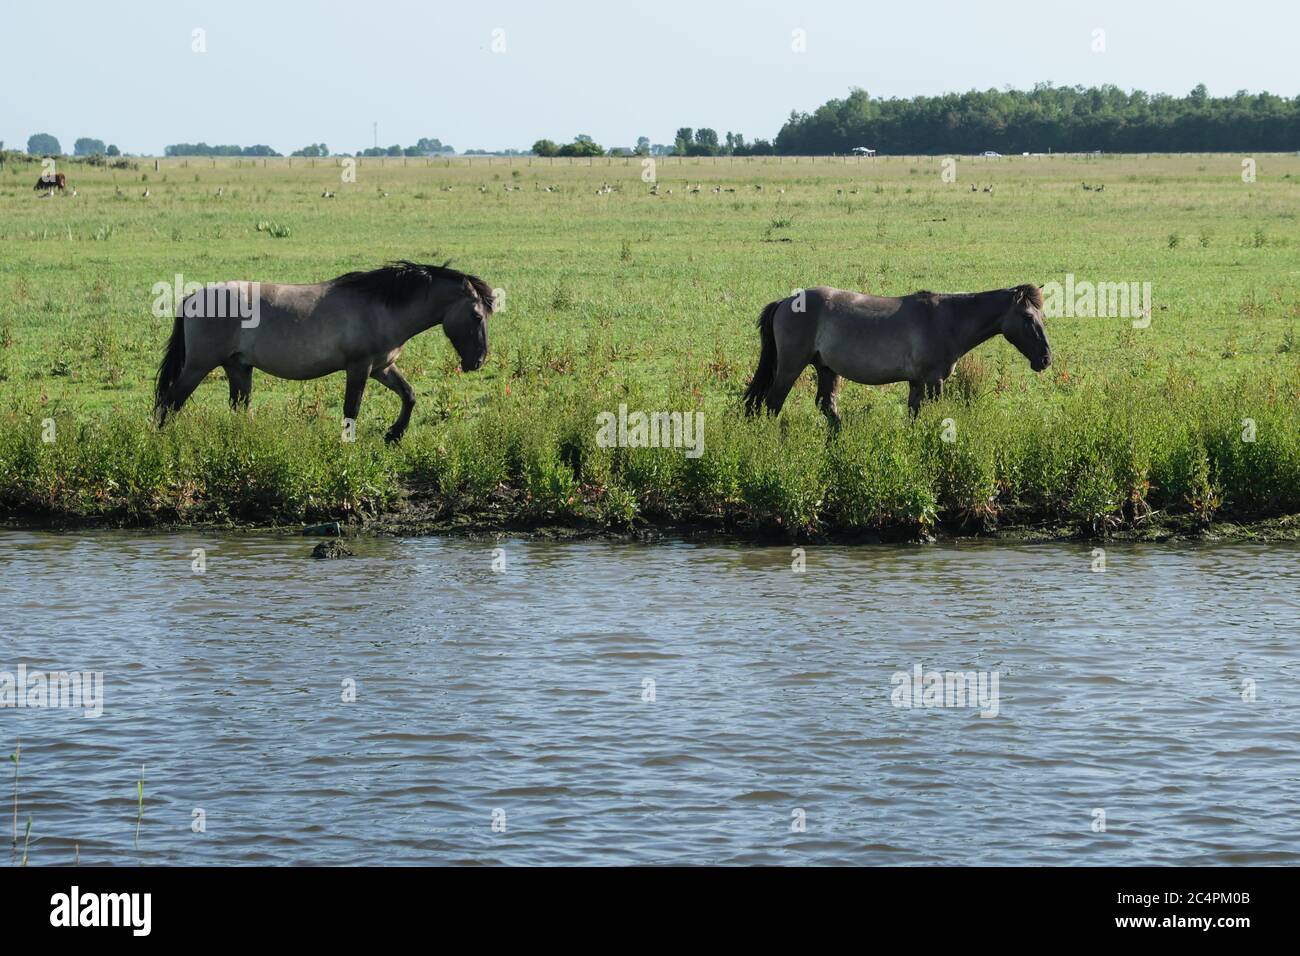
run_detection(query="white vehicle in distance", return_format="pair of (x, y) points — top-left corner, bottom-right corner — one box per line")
(851, 146), (877, 156)
(981, 150), (1002, 157)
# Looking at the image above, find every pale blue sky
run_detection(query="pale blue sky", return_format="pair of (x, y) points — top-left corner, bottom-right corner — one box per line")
(4, 0), (1296, 154)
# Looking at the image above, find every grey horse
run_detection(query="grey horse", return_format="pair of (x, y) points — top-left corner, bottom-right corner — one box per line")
(155, 261), (494, 442)
(743, 284), (1050, 423)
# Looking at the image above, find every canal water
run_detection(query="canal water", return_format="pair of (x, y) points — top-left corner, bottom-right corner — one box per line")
(2, 530), (1297, 865)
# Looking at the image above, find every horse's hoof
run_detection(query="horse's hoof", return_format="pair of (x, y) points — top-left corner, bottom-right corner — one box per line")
(383, 430), (403, 445)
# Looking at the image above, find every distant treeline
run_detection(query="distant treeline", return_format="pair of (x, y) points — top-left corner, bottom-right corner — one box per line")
(773, 84), (1300, 154)
(163, 138), (455, 158)
(164, 143), (281, 157)
(162, 143), (282, 156)
(24, 84), (1300, 160)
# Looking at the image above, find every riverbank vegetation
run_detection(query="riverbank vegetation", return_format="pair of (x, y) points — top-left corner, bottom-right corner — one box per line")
(3, 364), (1298, 538)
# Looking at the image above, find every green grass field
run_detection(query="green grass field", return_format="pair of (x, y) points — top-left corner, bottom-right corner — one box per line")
(1, 152), (1298, 536)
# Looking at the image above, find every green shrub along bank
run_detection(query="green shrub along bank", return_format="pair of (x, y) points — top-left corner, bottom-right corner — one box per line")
(3, 367), (1298, 539)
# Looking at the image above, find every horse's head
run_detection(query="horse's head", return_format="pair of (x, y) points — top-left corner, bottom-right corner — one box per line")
(442, 279), (492, 372)
(1000, 284), (1051, 372)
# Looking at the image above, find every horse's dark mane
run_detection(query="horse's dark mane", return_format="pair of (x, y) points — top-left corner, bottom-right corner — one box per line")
(332, 260), (495, 313)
(910, 285), (1042, 310)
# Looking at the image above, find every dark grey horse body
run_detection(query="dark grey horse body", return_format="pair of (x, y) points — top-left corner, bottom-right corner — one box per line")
(155, 262), (493, 442)
(744, 284), (1051, 422)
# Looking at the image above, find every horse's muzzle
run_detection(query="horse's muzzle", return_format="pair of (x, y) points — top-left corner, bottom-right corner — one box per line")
(1031, 354), (1052, 372)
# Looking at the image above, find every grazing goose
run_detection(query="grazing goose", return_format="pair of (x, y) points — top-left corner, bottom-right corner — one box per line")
(141, 189), (150, 198)
(321, 189), (335, 198)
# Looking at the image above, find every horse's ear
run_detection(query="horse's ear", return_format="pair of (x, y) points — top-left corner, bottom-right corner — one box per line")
(1014, 283), (1043, 310)
(460, 278), (485, 312)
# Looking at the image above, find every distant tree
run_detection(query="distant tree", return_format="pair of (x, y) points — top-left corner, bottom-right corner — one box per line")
(635, 136), (650, 155)
(694, 128), (719, 152)
(385, 144), (402, 156)
(106, 144), (120, 156)
(673, 128), (693, 155)
(27, 132), (61, 155)
(557, 134), (604, 157)
(291, 142), (329, 157)
(532, 139), (560, 157)
(415, 137), (453, 154)
(74, 137), (107, 156)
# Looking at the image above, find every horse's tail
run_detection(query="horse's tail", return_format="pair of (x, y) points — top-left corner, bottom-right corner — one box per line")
(154, 314), (186, 423)
(743, 299), (781, 415)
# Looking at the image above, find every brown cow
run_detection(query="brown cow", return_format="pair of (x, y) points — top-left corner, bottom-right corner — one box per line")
(34, 172), (67, 191)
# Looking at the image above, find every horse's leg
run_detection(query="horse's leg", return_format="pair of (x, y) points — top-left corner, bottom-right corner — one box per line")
(223, 360), (253, 411)
(342, 363), (370, 432)
(370, 364), (416, 444)
(907, 381), (924, 417)
(925, 380), (943, 403)
(813, 360), (841, 429)
(763, 357), (805, 416)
